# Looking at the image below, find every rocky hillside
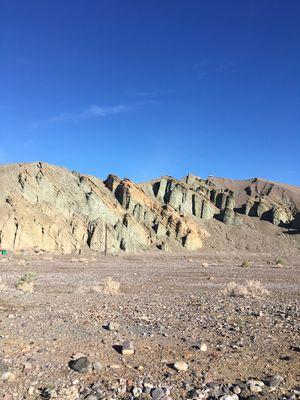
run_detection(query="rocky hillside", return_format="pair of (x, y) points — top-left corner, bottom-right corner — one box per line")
(0, 162), (299, 254)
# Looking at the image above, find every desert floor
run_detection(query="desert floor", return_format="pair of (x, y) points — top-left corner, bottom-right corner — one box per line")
(0, 251), (299, 399)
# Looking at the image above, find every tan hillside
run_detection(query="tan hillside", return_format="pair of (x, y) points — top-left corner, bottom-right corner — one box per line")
(0, 162), (299, 254)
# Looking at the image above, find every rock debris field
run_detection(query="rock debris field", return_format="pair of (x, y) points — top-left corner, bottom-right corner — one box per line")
(0, 252), (299, 399)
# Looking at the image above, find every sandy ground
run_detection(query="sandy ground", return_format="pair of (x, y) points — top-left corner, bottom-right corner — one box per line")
(0, 251), (299, 399)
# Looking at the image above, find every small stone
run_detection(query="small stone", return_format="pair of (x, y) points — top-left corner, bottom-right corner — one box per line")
(173, 361), (188, 372)
(84, 395), (98, 400)
(144, 381), (154, 394)
(268, 374), (284, 388)
(109, 364), (120, 369)
(188, 389), (198, 398)
(69, 357), (91, 373)
(93, 361), (102, 371)
(132, 387), (143, 397)
(233, 386), (241, 394)
(28, 387), (35, 395)
(0, 362), (8, 373)
(248, 380), (264, 393)
(2, 371), (15, 381)
(122, 341), (135, 356)
(108, 322), (119, 332)
(220, 396), (239, 400)
(23, 362), (32, 372)
(200, 342), (207, 352)
(151, 387), (166, 399)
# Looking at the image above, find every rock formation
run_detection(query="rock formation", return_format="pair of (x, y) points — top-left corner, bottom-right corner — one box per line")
(0, 162), (299, 253)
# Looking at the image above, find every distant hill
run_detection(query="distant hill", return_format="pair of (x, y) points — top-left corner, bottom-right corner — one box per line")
(0, 162), (299, 254)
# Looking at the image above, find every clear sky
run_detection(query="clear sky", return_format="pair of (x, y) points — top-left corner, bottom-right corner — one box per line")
(0, 1), (299, 185)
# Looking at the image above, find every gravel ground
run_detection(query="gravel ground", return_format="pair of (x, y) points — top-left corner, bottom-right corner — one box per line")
(0, 252), (299, 399)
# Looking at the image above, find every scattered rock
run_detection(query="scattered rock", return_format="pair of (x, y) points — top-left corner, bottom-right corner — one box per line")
(93, 361), (102, 371)
(248, 380), (264, 393)
(107, 321), (120, 331)
(173, 361), (188, 372)
(122, 341), (135, 355)
(132, 386), (143, 397)
(267, 374), (284, 388)
(151, 387), (166, 399)
(69, 357), (92, 373)
(199, 342), (207, 352)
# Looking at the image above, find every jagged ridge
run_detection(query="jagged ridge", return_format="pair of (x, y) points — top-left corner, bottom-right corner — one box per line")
(0, 162), (299, 254)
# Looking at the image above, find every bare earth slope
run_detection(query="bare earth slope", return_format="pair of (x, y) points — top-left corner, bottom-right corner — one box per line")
(0, 162), (299, 254)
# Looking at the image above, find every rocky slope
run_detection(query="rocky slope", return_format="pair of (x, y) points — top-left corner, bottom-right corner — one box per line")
(0, 162), (299, 254)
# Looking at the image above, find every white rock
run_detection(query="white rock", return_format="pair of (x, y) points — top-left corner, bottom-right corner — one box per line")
(174, 361), (188, 371)
(122, 341), (135, 355)
(200, 342), (207, 352)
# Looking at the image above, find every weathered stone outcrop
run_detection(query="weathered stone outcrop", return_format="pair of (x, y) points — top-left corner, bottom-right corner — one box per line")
(0, 163), (151, 254)
(0, 162), (299, 253)
(180, 175), (299, 227)
(104, 175), (209, 251)
(141, 177), (217, 220)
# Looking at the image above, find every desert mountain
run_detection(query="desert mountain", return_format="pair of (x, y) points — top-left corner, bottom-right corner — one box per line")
(0, 162), (299, 254)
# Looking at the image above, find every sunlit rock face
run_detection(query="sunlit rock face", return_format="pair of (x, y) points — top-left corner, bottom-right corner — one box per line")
(0, 162), (299, 253)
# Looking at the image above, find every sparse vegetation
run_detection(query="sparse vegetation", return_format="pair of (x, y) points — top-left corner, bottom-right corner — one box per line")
(240, 261), (251, 268)
(16, 272), (37, 293)
(102, 276), (120, 295)
(275, 258), (284, 267)
(225, 280), (270, 298)
(0, 277), (8, 291)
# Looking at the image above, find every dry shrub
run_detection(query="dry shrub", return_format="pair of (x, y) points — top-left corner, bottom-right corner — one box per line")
(0, 277), (8, 291)
(16, 272), (37, 293)
(240, 261), (251, 268)
(102, 276), (120, 295)
(275, 258), (284, 267)
(225, 280), (269, 298)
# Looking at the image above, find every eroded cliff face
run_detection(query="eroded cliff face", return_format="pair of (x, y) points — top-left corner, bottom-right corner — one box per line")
(0, 163), (151, 253)
(140, 173), (299, 228)
(0, 162), (299, 254)
(0, 163), (209, 253)
(104, 175), (209, 252)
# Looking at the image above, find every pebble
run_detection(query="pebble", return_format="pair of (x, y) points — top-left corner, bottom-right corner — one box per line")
(233, 386), (241, 394)
(93, 361), (102, 371)
(84, 395), (98, 400)
(0, 362), (8, 373)
(151, 387), (166, 399)
(268, 374), (284, 388)
(248, 380), (264, 393)
(1, 372), (15, 381)
(132, 386), (143, 397)
(199, 342), (208, 352)
(28, 386), (35, 395)
(122, 341), (135, 355)
(173, 361), (188, 372)
(69, 357), (92, 373)
(109, 364), (121, 369)
(108, 321), (119, 331)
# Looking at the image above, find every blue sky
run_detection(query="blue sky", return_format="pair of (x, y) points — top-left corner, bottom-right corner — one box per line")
(0, 0), (299, 184)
